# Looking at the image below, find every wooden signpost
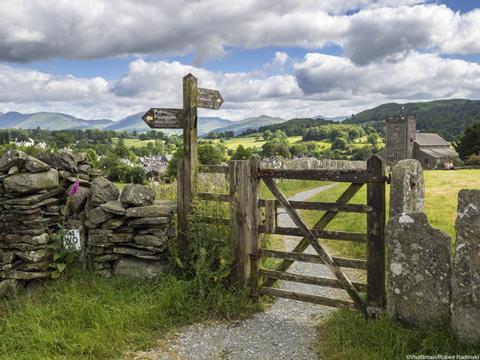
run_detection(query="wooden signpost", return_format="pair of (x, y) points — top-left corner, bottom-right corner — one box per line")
(142, 74), (224, 261)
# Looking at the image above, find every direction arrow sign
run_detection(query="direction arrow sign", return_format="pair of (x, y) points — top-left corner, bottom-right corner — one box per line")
(197, 88), (224, 110)
(142, 108), (184, 129)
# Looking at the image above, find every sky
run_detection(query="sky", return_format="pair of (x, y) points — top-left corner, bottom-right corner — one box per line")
(0, 0), (480, 122)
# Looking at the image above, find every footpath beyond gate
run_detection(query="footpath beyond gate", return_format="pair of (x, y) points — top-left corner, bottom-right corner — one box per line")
(196, 155), (388, 316)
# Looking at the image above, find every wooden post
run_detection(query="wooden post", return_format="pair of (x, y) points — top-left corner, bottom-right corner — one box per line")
(264, 200), (276, 234)
(367, 155), (386, 308)
(177, 74), (198, 261)
(229, 158), (259, 290)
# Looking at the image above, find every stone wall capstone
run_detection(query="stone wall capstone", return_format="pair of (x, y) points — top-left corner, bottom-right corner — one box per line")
(451, 190), (480, 344)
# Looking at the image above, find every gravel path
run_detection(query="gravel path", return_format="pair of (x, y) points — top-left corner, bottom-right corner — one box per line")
(133, 183), (360, 360)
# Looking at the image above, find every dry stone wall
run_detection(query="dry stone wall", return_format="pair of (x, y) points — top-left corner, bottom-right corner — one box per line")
(87, 183), (175, 279)
(0, 150), (176, 297)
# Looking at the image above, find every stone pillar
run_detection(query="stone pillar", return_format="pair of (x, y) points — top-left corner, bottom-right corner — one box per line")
(389, 159), (425, 218)
(451, 190), (480, 344)
(386, 213), (451, 326)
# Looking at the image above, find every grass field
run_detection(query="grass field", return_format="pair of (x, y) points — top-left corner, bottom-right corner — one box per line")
(216, 135), (303, 150)
(0, 271), (258, 359)
(112, 137), (161, 148)
(311, 169), (480, 359)
(300, 169), (480, 259)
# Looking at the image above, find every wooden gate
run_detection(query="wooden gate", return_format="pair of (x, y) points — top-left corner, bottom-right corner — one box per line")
(194, 156), (387, 315)
(253, 155), (387, 315)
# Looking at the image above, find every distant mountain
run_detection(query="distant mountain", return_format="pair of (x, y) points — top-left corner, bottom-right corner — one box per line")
(344, 99), (480, 140)
(105, 112), (232, 135)
(0, 112), (113, 130)
(211, 115), (286, 135)
(314, 114), (348, 122)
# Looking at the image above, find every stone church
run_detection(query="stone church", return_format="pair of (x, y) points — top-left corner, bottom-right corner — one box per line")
(384, 114), (458, 169)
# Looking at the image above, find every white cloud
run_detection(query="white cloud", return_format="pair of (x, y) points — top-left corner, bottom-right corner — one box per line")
(1, 50), (480, 122)
(2, 1), (478, 65)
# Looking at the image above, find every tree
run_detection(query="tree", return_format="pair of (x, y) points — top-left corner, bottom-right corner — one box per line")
(262, 139), (291, 158)
(331, 137), (348, 150)
(231, 145), (255, 160)
(114, 138), (129, 158)
(263, 130), (273, 141)
(198, 143), (226, 165)
(126, 166), (147, 184)
(454, 122), (480, 160)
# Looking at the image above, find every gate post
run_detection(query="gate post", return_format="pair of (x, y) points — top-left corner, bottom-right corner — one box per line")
(367, 155), (386, 308)
(229, 157), (259, 292)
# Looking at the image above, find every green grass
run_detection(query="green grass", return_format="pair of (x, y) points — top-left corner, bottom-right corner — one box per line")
(112, 138), (162, 148)
(0, 271), (258, 359)
(218, 135), (303, 151)
(301, 169), (480, 259)
(316, 310), (480, 360)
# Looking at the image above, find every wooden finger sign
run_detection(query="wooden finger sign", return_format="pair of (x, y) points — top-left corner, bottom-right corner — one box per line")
(142, 108), (184, 129)
(197, 88), (224, 110)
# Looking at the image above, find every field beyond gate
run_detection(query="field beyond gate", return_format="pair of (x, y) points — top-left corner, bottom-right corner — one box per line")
(196, 156), (388, 315)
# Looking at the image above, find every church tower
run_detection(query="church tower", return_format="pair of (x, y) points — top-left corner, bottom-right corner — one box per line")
(385, 114), (416, 166)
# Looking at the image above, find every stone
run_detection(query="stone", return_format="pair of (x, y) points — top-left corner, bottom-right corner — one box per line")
(390, 159), (425, 218)
(113, 247), (163, 260)
(67, 185), (90, 213)
(78, 164), (91, 173)
(86, 207), (114, 226)
(100, 200), (126, 216)
(89, 230), (132, 245)
(0, 252), (14, 264)
(102, 218), (125, 230)
(3, 169), (59, 195)
(3, 188), (62, 206)
(0, 150), (27, 172)
(120, 184), (155, 207)
(8, 166), (19, 175)
(0, 279), (21, 298)
(451, 190), (480, 344)
(113, 256), (168, 279)
(37, 151), (78, 173)
(134, 234), (168, 249)
(24, 156), (51, 173)
(386, 212), (451, 327)
(15, 249), (51, 263)
(1, 270), (52, 280)
(90, 177), (119, 206)
(126, 204), (174, 218)
(128, 217), (170, 227)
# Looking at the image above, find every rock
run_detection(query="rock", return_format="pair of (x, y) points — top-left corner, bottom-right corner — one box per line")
(37, 151), (78, 173)
(100, 200), (126, 216)
(113, 256), (168, 279)
(78, 164), (91, 173)
(126, 204), (174, 218)
(89, 230), (132, 244)
(90, 177), (119, 206)
(134, 234), (168, 249)
(86, 207), (114, 226)
(120, 184), (155, 207)
(0, 252), (14, 264)
(15, 249), (51, 263)
(102, 218), (125, 230)
(8, 166), (19, 175)
(67, 185), (90, 213)
(390, 159), (425, 218)
(451, 190), (480, 344)
(3, 169), (59, 195)
(71, 152), (87, 164)
(386, 212), (451, 327)
(0, 150), (27, 172)
(113, 247), (163, 260)
(128, 217), (170, 227)
(1, 270), (52, 280)
(24, 156), (51, 173)
(0, 279), (21, 298)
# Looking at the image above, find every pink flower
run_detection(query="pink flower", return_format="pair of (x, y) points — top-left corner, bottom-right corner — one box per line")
(68, 180), (80, 196)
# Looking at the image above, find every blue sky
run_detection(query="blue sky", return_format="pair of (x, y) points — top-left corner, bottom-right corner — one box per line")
(0, 1), (479, 121)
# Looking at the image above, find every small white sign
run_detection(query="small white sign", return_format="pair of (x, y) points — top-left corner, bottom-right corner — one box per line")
(63, 229), (81, 251)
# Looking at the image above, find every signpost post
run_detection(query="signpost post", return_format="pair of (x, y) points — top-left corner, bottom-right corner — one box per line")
(142, 73), (223, 261)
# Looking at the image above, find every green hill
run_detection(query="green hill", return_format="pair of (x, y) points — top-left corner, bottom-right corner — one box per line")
(253, 117), (335, 136)
(344, 99), (480, 140)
